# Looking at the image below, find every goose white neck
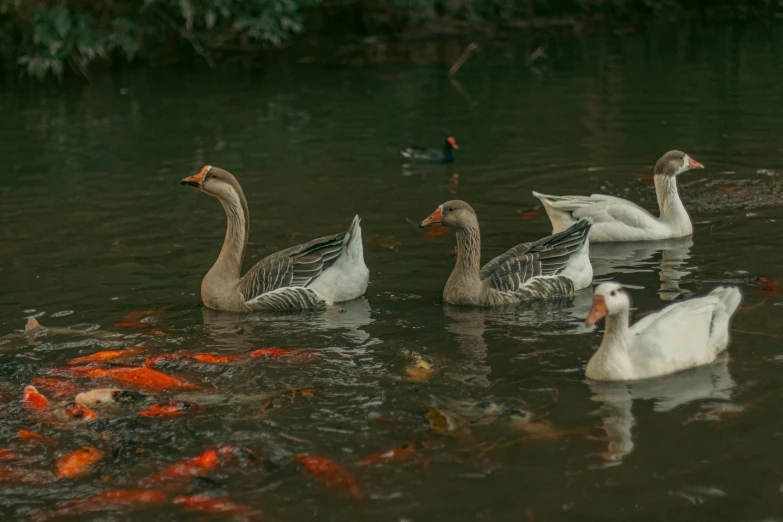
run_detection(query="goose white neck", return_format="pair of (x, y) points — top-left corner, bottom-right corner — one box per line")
(653, 174), (691, 232)
(599, 311), (630, 353)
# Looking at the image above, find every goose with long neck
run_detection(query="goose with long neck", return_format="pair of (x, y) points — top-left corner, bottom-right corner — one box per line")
(533, 150), (704, 242)
(584, 282), (742, 381)
(418, 200), (594, 307)
(181, 166), (369, 312)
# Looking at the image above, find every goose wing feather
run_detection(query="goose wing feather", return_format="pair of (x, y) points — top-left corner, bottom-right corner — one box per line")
(481, 220), (590, 292)
(238, 231), (349, 302)
(627, 297), (725, 370)
(545, 194), (656, 228)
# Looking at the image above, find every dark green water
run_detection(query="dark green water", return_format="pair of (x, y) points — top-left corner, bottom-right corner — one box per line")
(1, 23), (783, 521)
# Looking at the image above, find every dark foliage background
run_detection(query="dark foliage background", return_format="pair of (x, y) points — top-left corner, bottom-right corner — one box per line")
(0, 0), (776, 80)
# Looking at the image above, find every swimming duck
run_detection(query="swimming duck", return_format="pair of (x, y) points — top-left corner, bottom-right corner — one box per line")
(181, 166), (369, 312)
(419, 200), (593, 306)
(401, 137), (458, 164)
(533, 150), (704, 242)
(584, 282), (742, 381)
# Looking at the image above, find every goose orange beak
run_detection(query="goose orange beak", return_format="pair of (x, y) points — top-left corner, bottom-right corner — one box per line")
(585, 295), (607, 326)
(181, 166), (210, 189)
(688, 157), (704, 170)
(419, 206), (443, 227)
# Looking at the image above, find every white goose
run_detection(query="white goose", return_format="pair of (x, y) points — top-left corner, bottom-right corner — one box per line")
(182, 166), (369, 312)
(584, 282), (742, 382)
(533, 150), (704, 242)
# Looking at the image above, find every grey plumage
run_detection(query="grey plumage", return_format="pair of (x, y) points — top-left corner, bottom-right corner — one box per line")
(482, 219), (591, 293)
(240, 215), (361, 311)
(182, 165), (368, 313)
(421, 199), (593, 307)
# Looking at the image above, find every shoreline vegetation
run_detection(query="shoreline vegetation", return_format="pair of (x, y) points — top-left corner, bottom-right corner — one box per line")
(0, 0), (779, 82)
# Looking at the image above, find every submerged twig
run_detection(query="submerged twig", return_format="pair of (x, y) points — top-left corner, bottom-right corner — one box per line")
(733, 328), (779, 338)
(448, 42), (478, 77)
(448, 75), (476, 107)
(279, 432), (312, 444)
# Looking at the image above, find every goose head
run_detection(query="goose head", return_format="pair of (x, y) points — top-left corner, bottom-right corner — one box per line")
(444, 136), (459, 150)
(419, 200), (477, 229)
(181, 165), (242, 201)
(585, 282), (631, 326)
(655, 150), (704, 177)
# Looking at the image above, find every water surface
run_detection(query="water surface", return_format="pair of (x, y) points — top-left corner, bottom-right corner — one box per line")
(1, 23), (783, 521)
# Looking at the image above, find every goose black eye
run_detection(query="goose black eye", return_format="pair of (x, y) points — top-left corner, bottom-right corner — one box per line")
(448, 207), (454, 212)
(610, 291), (616, 297)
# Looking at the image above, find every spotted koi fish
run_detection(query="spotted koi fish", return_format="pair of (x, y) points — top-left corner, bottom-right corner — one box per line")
(64, 402), (98, 422)
(23, 386), (48, 410)
(137, 401), (204, 418)
(75, 389), (146, 406)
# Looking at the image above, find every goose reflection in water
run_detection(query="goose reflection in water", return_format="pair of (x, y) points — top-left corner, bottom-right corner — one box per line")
(443, 306), (492, 388)
(589, 236), (694, 301)
(587, 356), (735, 464)
(200, 297), (375, 351)
(442, 295), (594, 388)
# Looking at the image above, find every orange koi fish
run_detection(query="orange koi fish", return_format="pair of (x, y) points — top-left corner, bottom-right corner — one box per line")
(423, 227), (454, 238)
(55, 446), (105, 479)
(137, 401), (204, 418)
(28, 489), (167, 522)
(50, 362), (116, 378)
(359, 440), (416, 464)
(25, 317), (41, 332)
(145, 353), (243, 367)
(64, 402), (98, 422)
(75, 389), (146, 406)
(215, 445), (261, 468)
(142, 449), (220, 485)
(17, 430), (58, 447)
(67, 346), (145, 366)
(759, 277), (781, 298)
(296, 454), (362, 498)
(23, 386), (48, 410)
(249, 348), (296, 357)
(31, 378), (82, 398)
(125, 310), (158, 321)
(86, 367), (199, 393)
(0, 448), (24, 461)
(112, 321), (150, 329)
(172, 495), (254, 515)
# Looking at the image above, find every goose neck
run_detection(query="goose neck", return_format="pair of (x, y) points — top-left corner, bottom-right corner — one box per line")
(454, 226), (482, 279)
(208, 186), (249, 283)
(654, 174), (689, 225)
(599, 311), (630, 354)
